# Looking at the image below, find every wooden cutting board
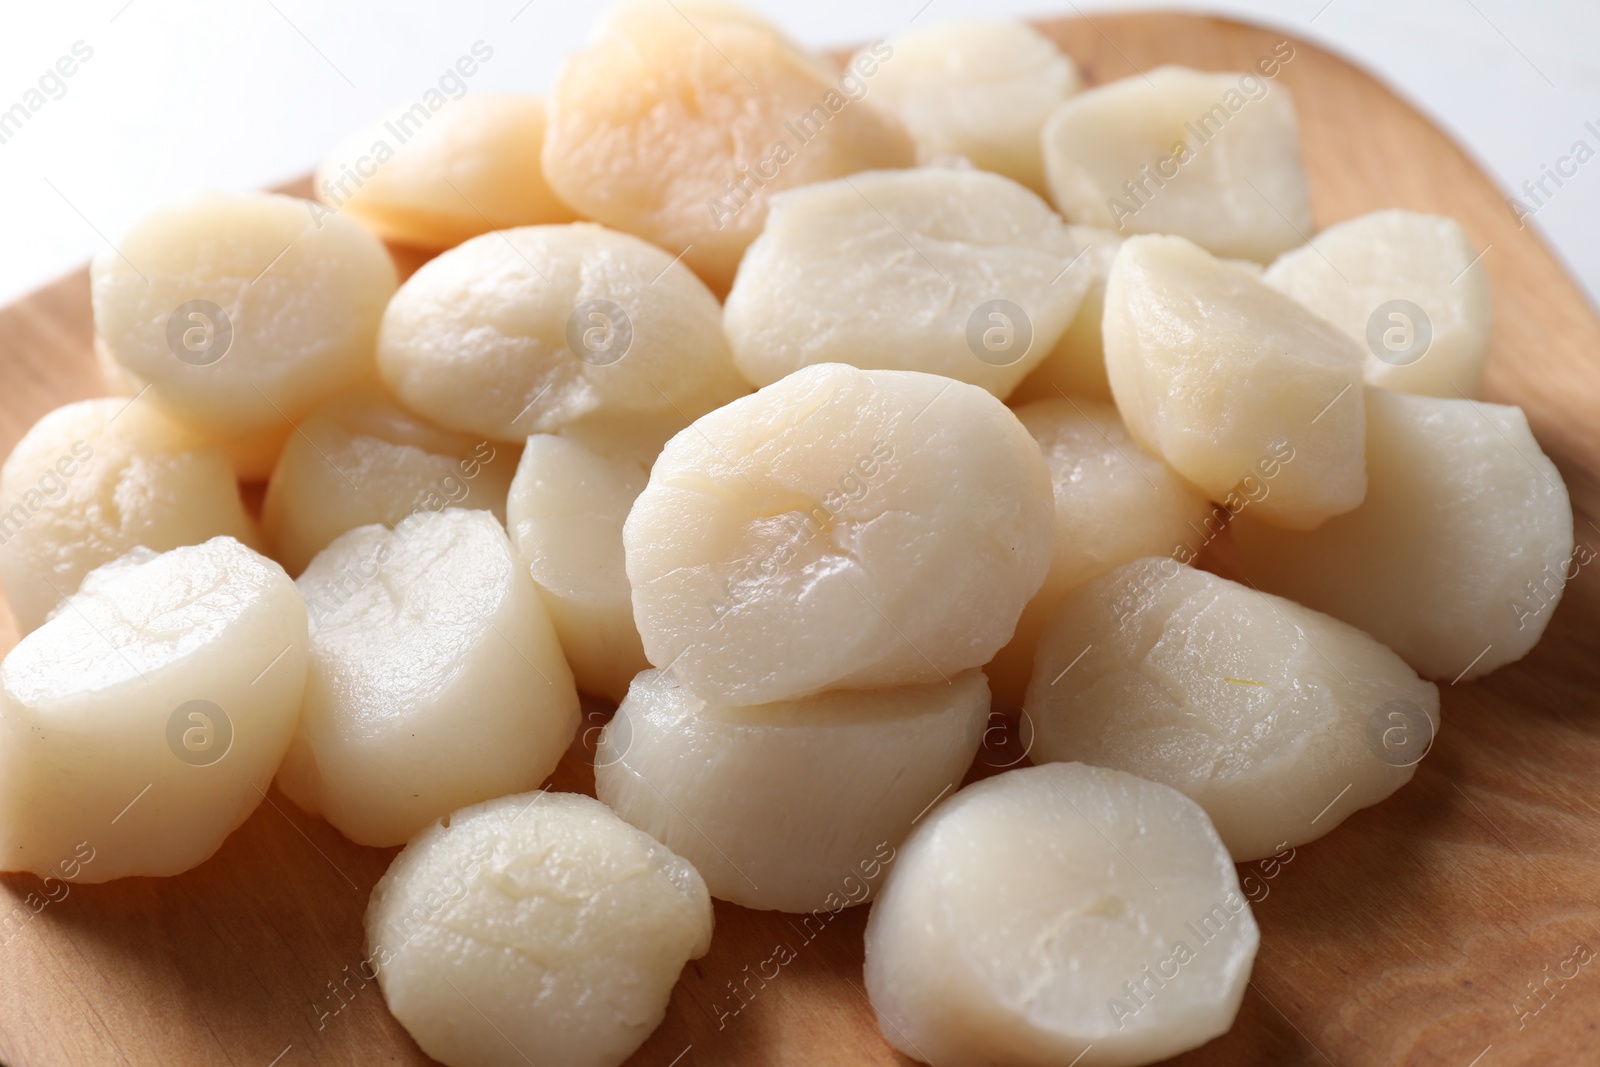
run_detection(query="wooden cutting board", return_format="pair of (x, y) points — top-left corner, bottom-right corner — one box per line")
(2, 11), (1598, 1067)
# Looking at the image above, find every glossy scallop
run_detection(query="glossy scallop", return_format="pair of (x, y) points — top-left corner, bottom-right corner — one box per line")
(864, 762), (1258, 1067)
(624, 363), (1054, 705)
(0, 538), (307, 881)
(276, 509), (579, 847)
(1232, 388), (1573, 682)
(596, 667), (988, 912)
(1026, 557), (1440, 860)
(1103, 234), (1367, 530)
(367, 790), (713, 1067)
(723, 169), (1092, 399)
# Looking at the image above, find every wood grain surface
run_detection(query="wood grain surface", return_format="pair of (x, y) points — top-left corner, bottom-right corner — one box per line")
(2, 11), (1598, 1067)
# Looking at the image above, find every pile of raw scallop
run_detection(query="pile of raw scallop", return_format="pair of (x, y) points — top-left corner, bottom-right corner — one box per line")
(0, 5), (1575, 1066)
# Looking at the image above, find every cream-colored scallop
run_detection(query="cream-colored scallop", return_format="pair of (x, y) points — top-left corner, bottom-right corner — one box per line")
(596, 0), (823, 59)
(1104, 234), (1367, 529)
(261, 389), (517, 576)
(1027, 557), (1440, 860)
(0, 538), (306, 881)
(859, 20), (1079, 195)
(554, 408), (693, 469)
(0, 398), (257, 633)
(368, 790), (712, 1067)
(91, 191), (397, 435)
(723, 169), (1092, 398)
(1042, 63), (1311, 261)
(276, 510), (578, 847)
(596, 667), (988, 912)
(1007, 226), (1124, 405)
(506, 434), (649, 702)
(1263, 210), (1493, 397)
(377, 222), (747, 446)
(316, 92), (576, 251)
(595, 1), (846, 97)
(95, 333), (144, 396)
(541, 4), (915, 294)
(1233, 388), (1572, 682)
(624, 363), (1054, 706)
(1224, 257), (1265, 278)
(194, 421), (293, 483)
(986, 399), (1212, 706)
(94, 340), (295, 481)
(864, 762), (1258, 1067)
(1008, 234), (1268, 408)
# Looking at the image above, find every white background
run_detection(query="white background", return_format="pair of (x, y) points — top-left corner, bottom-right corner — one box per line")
(0, 0), (1595, 308)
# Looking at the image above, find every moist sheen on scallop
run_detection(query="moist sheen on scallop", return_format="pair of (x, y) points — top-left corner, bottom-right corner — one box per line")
(367, 791), (713, 1067)
(1232, 388), (1573, 682)
(1026, 557), (1441, 860)
(0, 538), (307, 881)
(623, 363), (1054, 706)
(723, 169), (1093, 399)
(596, 667), (988, 912)
(864, 762), (1258, 1067)
(1103, 234), (1368, 530)
(276, 509), (579, 847)
(1007, 234), (1277, 409)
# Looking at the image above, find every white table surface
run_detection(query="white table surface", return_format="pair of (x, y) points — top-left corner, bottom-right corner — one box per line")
(1, 0), (1595, 308)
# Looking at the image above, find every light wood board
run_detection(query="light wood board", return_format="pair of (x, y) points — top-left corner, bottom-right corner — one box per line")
(1, 11), (1599, 1067)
